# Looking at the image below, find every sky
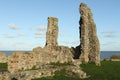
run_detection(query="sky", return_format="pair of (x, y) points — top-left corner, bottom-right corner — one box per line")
(0, 0), (120, 51)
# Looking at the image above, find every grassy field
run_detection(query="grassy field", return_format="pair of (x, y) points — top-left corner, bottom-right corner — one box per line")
(32, 61), (120, 80)
(80, 61), (120, 80)
(0, 63), (8, 71)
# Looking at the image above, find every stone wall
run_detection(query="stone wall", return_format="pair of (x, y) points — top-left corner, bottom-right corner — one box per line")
(79, 3), (100, 65)
(45, 17), (58, 50)
(33, 46), (73, 64)
(7, 46), (73, 72)
(8, 52), (39, 73)
(0, 52), (8, 63)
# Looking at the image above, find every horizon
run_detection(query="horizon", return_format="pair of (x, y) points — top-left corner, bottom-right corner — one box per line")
(0, 0), (120, 51)
(1, 49), (120, 52)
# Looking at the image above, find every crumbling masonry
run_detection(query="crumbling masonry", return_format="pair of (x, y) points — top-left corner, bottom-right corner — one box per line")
(45, 17), (58, 50)
(0, 3), (100, 80)
(79, 3), (100, 65)
(44, 3), (100, 65)
(3, 3), (100, 74)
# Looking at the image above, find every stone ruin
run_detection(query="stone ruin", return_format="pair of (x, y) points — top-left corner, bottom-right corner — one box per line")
(71, 3), (100, 65)
(79, 3), (100, 65)
(38, 3), (100, 65)
(45, 17), (58, 50)
(0, 3), (100, 80)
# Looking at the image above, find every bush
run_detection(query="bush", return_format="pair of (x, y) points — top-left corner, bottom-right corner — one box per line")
(110, 55), (120, 59)
(0, 63), (8, 71)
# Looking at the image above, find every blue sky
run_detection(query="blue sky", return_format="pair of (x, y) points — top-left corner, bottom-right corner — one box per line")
(0, 0), (120, 51)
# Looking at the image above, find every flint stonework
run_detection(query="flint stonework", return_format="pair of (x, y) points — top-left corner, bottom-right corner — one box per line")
(79, 3), (100, 65)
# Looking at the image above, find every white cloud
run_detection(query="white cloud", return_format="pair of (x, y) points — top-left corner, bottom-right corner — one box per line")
(104, 34), (115, 38)
(18, 33), (28, 37)
(101, 31), (116, 38)
(35, 32), (43, 35)
(8, 23), (20, 30)
(34, 35), (43, 38)
(36, 26), (47, 31)
(29, 27), (33, 30)
(4, 34), (15, 38)
(0, 42), (3, 45)
(59, 40), (80, 47)
(34, 32), (44, 38)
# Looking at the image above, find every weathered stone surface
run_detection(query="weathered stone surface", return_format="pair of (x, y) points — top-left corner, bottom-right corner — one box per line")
(79, 3), (100, 65)
(51, 46), (73, 63)
(0, 64), (87, 80)
(33, 46), (73, 64)
(32, 47), (43, 54)
(1, 3), (101, 79)
(66, 66), (86, 78)
(0, 52), (8, 63)
(0, 72), (11, 80)
(45, 17), (58, 50)
(8, 52), (39, 73)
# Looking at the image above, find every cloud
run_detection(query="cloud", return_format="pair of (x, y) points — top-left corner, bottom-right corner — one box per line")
(34, 32), (44, 38)
(60, 40), (80, 47)
(101, 31), (116, 38)
(18, 33), (28, 37)
(34, 35), (43, 38)
(8, 23), (20, 30)
(29, 27), (33, 30)
(13, 42), (28, 46)
(35, 35), (42, 38)
(4, 34), (15, 38)
(104, 34), (115, 38)
(0, 42), (3, 45)
(36, 26), (47, 31)
(35, 32), (43, 35)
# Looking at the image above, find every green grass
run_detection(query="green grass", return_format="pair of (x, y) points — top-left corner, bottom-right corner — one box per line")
(80, 61), (120, 80)
(0, 63), (8, 71)
(49, 61), (72, 67)
(32, 61), (120, 80)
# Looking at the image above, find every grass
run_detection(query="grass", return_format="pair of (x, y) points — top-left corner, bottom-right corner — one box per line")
(0, 63), (8, 71)
(80, 61), (120, 80)
(32, 69), (81, 80)
(49, 61), (72, 67)
(32, 61), (120, 80)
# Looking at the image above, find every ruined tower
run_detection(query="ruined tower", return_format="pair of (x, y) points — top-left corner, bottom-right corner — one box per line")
(79, 3), (100, 65)
(45, 17), (58, 50)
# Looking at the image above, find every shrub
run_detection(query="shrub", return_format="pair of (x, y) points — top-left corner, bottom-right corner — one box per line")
(0, 63), (8, 71)
(110, 55), (120, 59)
